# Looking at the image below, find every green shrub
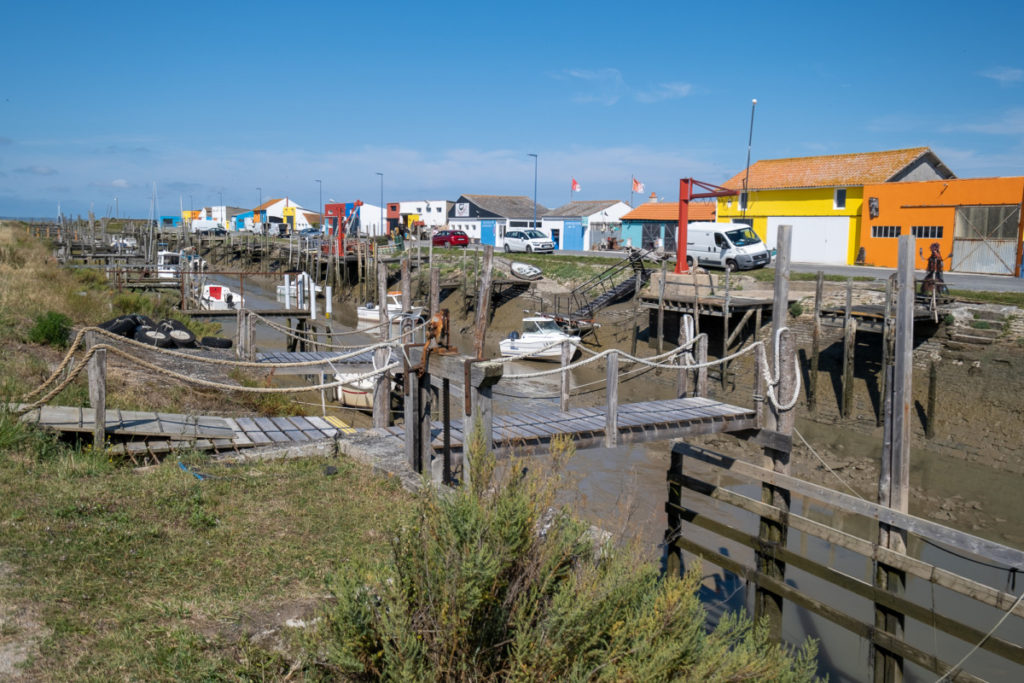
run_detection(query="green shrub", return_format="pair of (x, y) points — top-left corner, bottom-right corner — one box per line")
(318, 434), (820, 681)
(28, 311), (72, 347)
(970, 320), (991, 330)
(789, 302), (804, 318)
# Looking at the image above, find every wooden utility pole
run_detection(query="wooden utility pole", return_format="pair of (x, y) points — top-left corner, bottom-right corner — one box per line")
(873, 235), (914, 683)
(755, 224), (795, 641)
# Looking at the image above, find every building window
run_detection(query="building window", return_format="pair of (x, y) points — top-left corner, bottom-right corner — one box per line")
(912, 225), (943, 239)
(738, 192), (748, 211)
(872, 225), (901, 238)
(834, 188), (847, 210)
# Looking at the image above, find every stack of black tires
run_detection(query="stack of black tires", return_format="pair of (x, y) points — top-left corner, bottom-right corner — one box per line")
(96, 315), (232, 349)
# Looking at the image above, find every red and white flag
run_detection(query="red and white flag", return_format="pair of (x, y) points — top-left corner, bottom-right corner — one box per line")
(632, 177), (645, 193)
(571, 178), (581, 192)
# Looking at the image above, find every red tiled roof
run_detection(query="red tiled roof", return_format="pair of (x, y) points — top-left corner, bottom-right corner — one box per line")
(622, 201), (715, 222)
(254, 198), (282, 211)
(722, 147), (935, 190)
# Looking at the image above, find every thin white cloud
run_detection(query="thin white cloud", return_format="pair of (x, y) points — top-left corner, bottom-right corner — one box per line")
(14, 165), (57, 176)
(556, 68), (626, 105)
(89, 178), (133, 189)
(945, 108), (1024, 135)
(554, 69), (692, 105)
(634, 82), (692, 103)
(981, 67), (1024, 85)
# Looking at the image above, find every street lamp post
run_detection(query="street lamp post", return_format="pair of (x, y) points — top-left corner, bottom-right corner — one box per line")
(315, 179), (322, 232)
(528, 153), (538, 231)
(376, 172), (384, 237)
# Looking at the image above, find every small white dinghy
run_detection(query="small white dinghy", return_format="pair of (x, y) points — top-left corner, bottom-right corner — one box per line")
(356, 291), (423, 322)
(499, 316), (579, 360)
(510, 261), (542, 281)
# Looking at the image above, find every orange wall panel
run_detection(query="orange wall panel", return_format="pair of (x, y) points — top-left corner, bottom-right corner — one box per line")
(859, 177), (1024, 269)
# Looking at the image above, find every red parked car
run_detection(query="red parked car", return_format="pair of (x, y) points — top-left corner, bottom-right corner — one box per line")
(432, 229), (470, 247)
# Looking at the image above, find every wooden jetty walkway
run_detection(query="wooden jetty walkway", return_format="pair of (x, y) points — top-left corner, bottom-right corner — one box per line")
(18, 405), (356, 461)
(375, 396), (757, 457)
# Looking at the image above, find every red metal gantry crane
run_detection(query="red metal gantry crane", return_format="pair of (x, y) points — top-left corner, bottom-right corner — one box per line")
(675, 178), (739, 274)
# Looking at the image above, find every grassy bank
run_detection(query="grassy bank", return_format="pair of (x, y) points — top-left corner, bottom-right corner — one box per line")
(0, 422), (412, 679)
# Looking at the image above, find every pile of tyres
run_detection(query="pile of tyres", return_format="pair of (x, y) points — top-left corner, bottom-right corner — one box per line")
(97, 314), (232, 349)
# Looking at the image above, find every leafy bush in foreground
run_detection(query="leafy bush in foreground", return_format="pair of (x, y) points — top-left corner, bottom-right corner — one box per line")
(28, 310), (71, 347)
(318, 434), (820, 681)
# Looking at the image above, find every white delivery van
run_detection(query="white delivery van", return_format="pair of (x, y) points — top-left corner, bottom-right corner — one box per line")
(685, 222), (771, 271)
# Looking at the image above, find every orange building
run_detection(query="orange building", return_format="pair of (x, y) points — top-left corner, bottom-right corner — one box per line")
(859, 177), (1024, 275)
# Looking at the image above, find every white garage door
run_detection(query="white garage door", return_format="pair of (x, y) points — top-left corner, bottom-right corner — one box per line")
(765, 216), (850, 265)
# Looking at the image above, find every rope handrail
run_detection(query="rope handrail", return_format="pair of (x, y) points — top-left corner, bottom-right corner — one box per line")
(15, 340), (401, 416)
(501, 327), (802, 414)
(249, 312), (428, 350)
(21, 327), (405, 405)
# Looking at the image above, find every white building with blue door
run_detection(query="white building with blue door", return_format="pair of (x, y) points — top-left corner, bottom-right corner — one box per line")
(447, 194), (548, 246)
(543, 200), (632, 251)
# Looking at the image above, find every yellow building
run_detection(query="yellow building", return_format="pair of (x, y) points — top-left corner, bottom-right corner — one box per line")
(717, 147), (954, 265)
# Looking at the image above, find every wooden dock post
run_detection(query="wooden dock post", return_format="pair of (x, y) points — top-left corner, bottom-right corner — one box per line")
(926, 361), (937, 439)
(676, 314), (693, 398)
(236, 308), (245, 359)
(473, 246), (494, 359)
(605, 350), (619, 447)
(373, 262), (391, 428)
(809, 271), (823, 413)
(873, 235), (915, 683)
(696, 334), (708, 398)
(560, 340), (572, 411)
(429, 267), (440, 316)
(401, 259), (410, 312)
(657, 260), (667, 354)
(842, 278), (856, 418)
(465, 360), (503, 486)
(722, 267), (731, 387)
(879, 274), (895, 427)
(755, 224), (794, 641)
(403, 353), (432, 474)
(86, 332), (106, 451)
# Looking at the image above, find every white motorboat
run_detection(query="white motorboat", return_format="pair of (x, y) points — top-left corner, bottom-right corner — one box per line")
(276, 271), (323, 300)
(199, 283), (244, 310)
(499, 316), (579, 360)
(356, 291), (423, 322)
(155, 250), (180, 279)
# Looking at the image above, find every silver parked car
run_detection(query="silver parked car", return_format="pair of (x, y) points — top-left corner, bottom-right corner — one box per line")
(503, 229), (555, 253)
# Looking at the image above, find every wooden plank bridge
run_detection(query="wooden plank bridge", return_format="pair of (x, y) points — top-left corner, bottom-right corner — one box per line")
(375, 396), (756, 456)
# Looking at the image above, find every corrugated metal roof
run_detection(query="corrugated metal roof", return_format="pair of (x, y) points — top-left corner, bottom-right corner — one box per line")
(722, 147), (945, 190)
(621, 201), (715, 222)
(462, 194), (548, 218)
(545, 200), (622, 217)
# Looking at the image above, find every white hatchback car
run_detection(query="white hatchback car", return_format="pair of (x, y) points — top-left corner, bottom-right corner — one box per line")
(503, 229), (555, 253)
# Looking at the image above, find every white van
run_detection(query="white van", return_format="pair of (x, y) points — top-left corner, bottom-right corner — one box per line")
(685, 222), (771, 271)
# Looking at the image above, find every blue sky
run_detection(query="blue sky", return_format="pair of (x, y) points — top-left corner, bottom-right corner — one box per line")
(2, 1), (1022, 218)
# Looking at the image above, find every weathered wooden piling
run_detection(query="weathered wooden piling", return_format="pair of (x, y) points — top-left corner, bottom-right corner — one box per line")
(372, 262), (390, 428)
(86, 332), (106, 451)
(755, 224), (794, 640)
(873, 234), (915, 683)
